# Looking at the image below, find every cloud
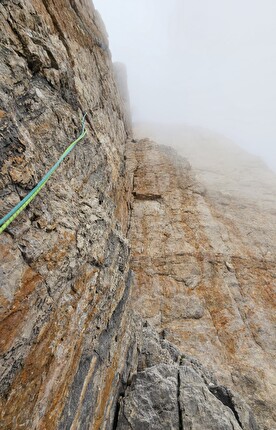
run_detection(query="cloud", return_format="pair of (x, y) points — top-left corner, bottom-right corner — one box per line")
(94, 0), (276, 170)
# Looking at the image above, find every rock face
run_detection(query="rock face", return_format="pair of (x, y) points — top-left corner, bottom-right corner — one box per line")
(0, 1), (136, 429)
(0, 2), (274, 430)
(127, 139), (276, 430)
(117, 325), (258, 430)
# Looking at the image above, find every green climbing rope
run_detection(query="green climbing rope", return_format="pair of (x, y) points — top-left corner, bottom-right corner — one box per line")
(0, 114), (87, 235)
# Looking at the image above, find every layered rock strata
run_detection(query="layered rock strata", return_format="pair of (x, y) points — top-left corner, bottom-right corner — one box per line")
(0, 1), (136, 429)
(127, 139), (276, 430)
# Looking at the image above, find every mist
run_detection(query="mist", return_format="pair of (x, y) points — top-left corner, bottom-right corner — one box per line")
(94, 0), (276, 171)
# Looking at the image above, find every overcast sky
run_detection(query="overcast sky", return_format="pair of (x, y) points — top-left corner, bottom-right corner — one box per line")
(94, 0), (276, 170)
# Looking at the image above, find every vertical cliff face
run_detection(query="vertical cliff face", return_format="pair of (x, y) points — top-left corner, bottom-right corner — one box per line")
(0, 2), (274, 430)
(127, 139), (276, 430)
(0, 1), (137, 429)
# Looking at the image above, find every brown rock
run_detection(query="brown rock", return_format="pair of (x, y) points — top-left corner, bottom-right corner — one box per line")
(127, 138), (276, 430)
(0, 1), (275, 429)
(0, 1), (136, 429)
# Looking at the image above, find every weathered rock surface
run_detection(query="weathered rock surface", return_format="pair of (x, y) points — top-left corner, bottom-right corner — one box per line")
(117, 325), (259, 430)
(0, 1), (136, 429)
(0, 1), (275, 429)
(127, 139), (276, 430)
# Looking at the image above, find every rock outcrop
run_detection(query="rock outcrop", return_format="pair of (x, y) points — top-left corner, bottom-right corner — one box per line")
(0, 1), (136, 429)
(117, 325), (259, 430)
(127, 139), (276, 430)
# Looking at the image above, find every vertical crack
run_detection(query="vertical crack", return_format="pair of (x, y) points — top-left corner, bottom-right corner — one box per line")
(209, 386), (243, 429)
(112, 394), (126, 430)
(177, 369), (184, 430)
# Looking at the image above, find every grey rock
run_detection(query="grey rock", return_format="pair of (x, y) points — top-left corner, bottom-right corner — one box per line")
(117, 364), (179, 430)
(117, 325), (259, 430)
(137, 325), (176, 371)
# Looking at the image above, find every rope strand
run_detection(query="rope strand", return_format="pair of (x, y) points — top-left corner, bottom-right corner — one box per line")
(0, 114), (87, 235)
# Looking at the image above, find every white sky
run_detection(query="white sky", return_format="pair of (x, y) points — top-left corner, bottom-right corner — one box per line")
(93, 0), (276, 170)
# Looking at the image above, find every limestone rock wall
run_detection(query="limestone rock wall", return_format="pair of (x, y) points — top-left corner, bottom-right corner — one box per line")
(0, 2), (275, 429)
(0, 1), (137, 429)
(127, 139), (276, 430)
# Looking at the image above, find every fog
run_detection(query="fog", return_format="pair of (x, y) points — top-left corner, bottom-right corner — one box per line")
(94, 0), (276, 171)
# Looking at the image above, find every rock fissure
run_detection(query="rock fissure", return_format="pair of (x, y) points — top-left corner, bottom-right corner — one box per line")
(209, 386), (243, 428)
(6, 16), (42, 75)
(132, 192), (162, 201)
(177, 369), (184, 430)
